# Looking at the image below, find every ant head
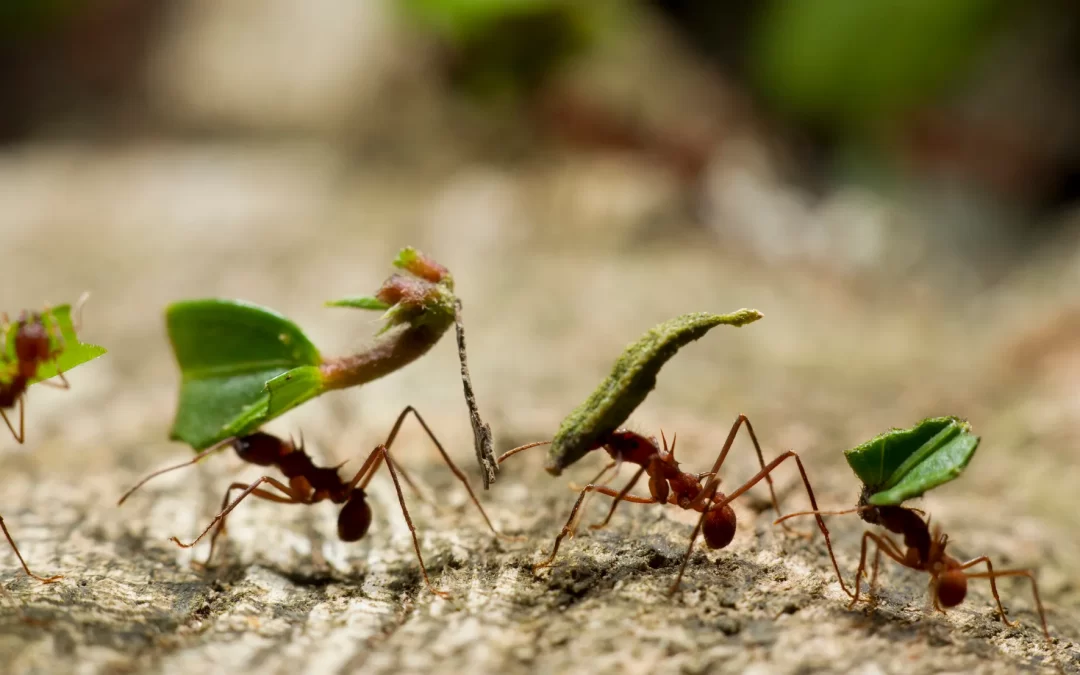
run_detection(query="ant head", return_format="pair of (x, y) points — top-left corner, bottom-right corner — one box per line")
(703, 501), (737, 550)
(232, 432), (285, 466)
(604, 429), (659, 466)
(338, 492), (372, 543)
(936, 569), (968, 608)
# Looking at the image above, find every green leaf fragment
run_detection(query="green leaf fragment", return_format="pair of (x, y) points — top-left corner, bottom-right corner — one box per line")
(545, 309), (764, 475)
(843, 416), (980, 506)
(166, 248), (469, 460)
(167, 299), (322, 449)
(2, 304), (107, 386)
(265, 366), (325, 418)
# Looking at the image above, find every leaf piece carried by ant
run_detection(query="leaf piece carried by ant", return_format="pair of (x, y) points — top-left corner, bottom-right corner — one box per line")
(166, 248), (498, 484)
(167, 299), (322, 449)
(2, 304), (107, 385)
(844, 416), (980, 506)
(545, 309), (763, 476)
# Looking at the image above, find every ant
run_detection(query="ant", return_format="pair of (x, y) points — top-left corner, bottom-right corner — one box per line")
(776, 502), (1052, 647)
(0, 308), (73, 444)
(498, 414), (850, 594)
(119, 406), (511, 598)
(0, 298), (88, 587)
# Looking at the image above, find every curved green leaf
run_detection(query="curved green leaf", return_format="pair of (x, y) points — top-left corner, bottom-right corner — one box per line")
(546, 309), (763, 475)
(844, 416), (980, 506)
(266, 366), (325, 418)
(2, 304), (107, 385)
(167, 299), (321, 449)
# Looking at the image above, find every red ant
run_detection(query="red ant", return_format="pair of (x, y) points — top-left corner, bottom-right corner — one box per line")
(776, 503), (1052, 647)
(0, 299), (87, 586)
(498, 414), (850, 594)
(119, 407), (511, 598)
(0, 308), (74, 444)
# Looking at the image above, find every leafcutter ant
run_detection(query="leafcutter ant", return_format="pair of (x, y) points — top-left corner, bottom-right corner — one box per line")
(776, 503), (1053, 651)
(119, 407), (509, 597)
(498, 414), (849, 594)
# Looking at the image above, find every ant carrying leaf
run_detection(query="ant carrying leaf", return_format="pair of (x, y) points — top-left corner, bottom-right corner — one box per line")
(1, 295), (107, 585)
(120, 407), (512, 597)
(776, 417), (1056, 657)
(163, 247), (497, 486)
(497, 310), (848, 593)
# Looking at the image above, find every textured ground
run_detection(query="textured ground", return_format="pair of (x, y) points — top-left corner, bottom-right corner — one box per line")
(1, 140), (1079, 675)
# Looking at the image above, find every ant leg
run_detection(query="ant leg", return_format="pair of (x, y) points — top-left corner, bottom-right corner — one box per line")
(868, 533), (907, 606)
(848, 531), (908, 610)
(0, 513), (61, 583)
(956, 556), (1013, 627)
(678, 451), (853, 598)
(118, 437), (236, 505)
(170, 476), (302, 551)
(576, 461), (618, 530)
(361, 406), (511, 540)
(1, 397), (25, 444)
(589, 465), (647, 531)
(698, 414), (793, 529)
(36, 373), (70, 390)
(198, 482), (302, 568)
(961, 560), (1050, 642)
(536, 478), (659, 573)
(365, 444), (450, 598)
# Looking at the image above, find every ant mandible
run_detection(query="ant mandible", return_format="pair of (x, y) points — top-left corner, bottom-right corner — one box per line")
(498, 414), (850, 594)
(776, 504), (1052, 646)
(119, 406), (511, 598)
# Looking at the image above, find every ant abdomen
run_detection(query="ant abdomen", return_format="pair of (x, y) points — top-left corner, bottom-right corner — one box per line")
(231, 432), (288, 466)
(338, 493), (372, 542)
(937, 569), (968, 607)
(703, 500), (737, 549)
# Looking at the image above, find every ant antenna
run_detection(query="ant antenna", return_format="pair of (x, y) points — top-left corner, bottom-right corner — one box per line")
(496, 440), (551, 464)
(72, 292), (90, 333)
(118, 437), (235, 505)
(774, 505), (870, 525)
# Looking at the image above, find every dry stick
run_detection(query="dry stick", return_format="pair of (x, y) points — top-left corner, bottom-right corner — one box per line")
(454, 299), (497, 489)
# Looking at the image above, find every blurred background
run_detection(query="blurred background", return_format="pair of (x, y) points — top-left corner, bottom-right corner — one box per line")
(2, 2), (1080, 672)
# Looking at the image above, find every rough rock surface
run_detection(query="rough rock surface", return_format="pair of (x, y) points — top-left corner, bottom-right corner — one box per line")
(1, 142), (1079, 675)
